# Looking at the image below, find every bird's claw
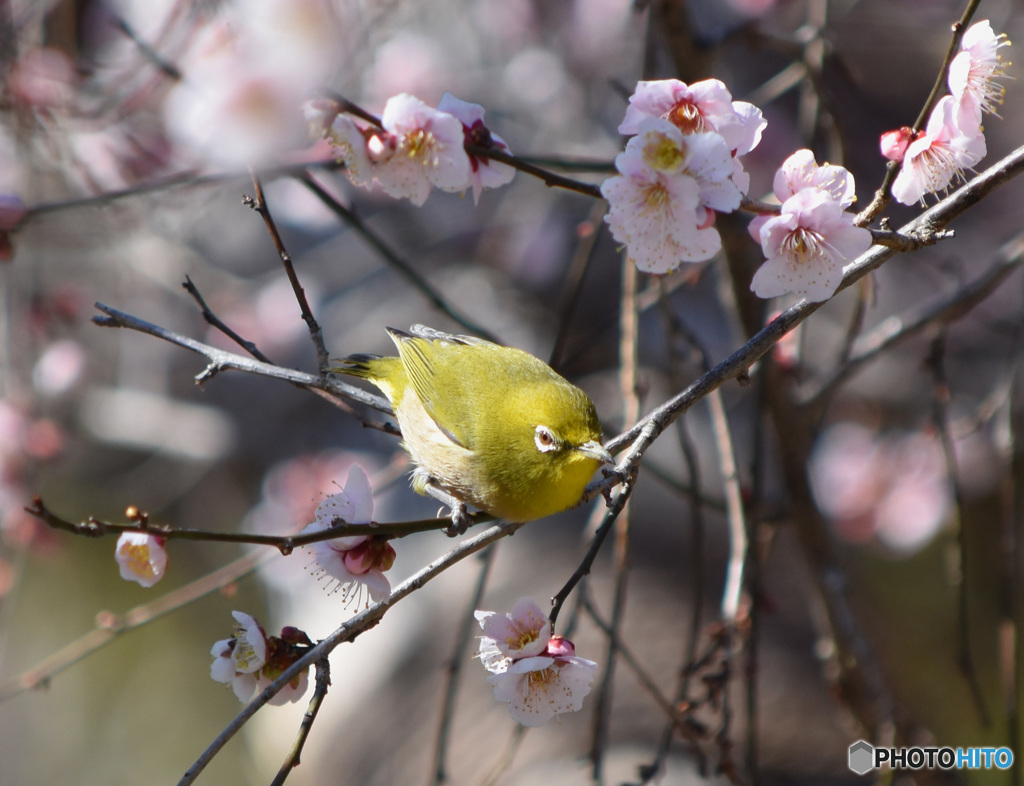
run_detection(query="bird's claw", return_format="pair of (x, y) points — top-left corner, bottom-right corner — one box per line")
(443, 502), (472, 537)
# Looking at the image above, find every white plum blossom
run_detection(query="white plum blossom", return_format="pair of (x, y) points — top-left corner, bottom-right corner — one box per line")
(437, 92), (516, 203)
(476, 599), (598, 727)
(374, 93), (472, 204)
(771, 148), (856, 207)
(313, 94), (472, 205)
(892, 95), (986, 205)
(749, 188), (872, 303)
(210, 613), (311, 705)
(476, 597), (551, 662)
(210, 611), (268, 702)
(948, 19), (1012, 135)
(601, 119), (741, 272)
(301, 465), (394, 607)
(114, 531), (168, 588)
(619, 78), (766, 156)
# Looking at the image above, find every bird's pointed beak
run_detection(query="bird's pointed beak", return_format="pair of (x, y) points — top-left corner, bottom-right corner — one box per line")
(578, 439), (614, 465)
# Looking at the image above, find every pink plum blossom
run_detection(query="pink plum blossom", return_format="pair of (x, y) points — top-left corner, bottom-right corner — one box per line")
(810, 423), (952, 554)
(375, 93), (472, 204)
(601, 119), (741, 272)
(163, 1), (342, 167)
(476, 598), (598, 727)
(892, 95), (986, 205)
(114, 531), (168, 588)
(437, 92), (516, 203)
(749, 188), (872, 302)
(211, 611), (269, 702)
(301, 465), (395, 607)
(948, 20), (1011, 135)
(316, 94), (472, 205)
(619, 78), (766, 156)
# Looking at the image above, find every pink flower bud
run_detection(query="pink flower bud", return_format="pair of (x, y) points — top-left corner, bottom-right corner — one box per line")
(546, 635), (576, 659)
(879, 127), (916, 162)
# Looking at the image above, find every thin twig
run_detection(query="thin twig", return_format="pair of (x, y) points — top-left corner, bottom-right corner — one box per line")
(707, 388), (747, 624)
(25, 495), (483, 547)
(20, 159), (344, 225)
(589, 255), (641, 780)
(580, 593), (707, 751)
(465, 144), (603, 198)
(245, 170), (331, 372)
(926, 331), (991, 726)
(182, 275), (274, 363)
(91, 301), (396, 425)
(431, 545), (497, 786)
(270, 658), (332, 786)
(548, 200), (607, 371)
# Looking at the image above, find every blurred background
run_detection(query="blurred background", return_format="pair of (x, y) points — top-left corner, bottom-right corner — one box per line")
(1, 0), (1024, 784)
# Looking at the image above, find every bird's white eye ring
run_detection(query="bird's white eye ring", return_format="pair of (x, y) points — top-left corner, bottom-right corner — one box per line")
(534, 425), (558, 453)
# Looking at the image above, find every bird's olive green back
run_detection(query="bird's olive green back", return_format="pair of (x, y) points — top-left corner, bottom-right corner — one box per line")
(387, 328), (601, 455)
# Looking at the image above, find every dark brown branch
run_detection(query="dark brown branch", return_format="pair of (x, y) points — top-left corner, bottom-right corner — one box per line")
(25, 495), (487, 548)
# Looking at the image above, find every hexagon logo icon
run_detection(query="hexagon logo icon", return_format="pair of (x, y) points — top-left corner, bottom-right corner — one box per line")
(848, 740), (874, 775)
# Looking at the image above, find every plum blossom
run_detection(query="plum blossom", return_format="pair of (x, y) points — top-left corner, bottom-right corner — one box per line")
(436, 92), (516, 202)
(749, 188), (872, 303)
(948, 20), (1012, 135)
(114, 531), (168, 588)
(375, 93), (471, 203)
(476, 598), (598, 726)
(210, 612), (311, 704)
(619, 78), (766, 156)
(770, 148), (856, 207)
(810, 422), (952, 554)
(210, 611), (269, 702)
(315, 94), (472, 206)
(891, 95), (986, 205)
(300, 465), (395, 607)
(602, 119), (741, 272)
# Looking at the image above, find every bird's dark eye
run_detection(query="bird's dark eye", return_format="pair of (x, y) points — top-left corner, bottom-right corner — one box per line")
(534, 425), (558, 452)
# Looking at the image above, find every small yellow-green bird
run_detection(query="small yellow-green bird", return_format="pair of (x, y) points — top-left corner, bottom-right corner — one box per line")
(333, 325), (613, 533)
